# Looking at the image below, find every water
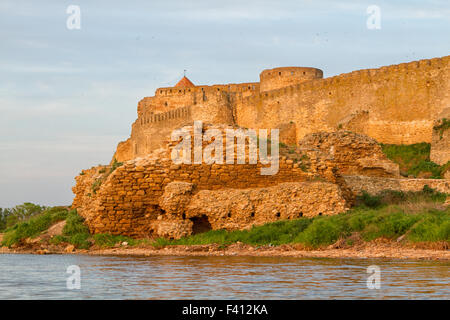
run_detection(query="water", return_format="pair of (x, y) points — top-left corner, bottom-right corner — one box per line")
(0, 254), (448, 299)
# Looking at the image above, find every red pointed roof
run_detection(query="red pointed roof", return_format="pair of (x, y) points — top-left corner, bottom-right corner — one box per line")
(175, 76), (195, 88)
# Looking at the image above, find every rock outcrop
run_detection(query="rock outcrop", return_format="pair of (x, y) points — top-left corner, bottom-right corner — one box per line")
(430, 109), (450, 165)
(157, 181), (348, 238)
(73, 125), (358, 239)
(298, 131), (400, 177)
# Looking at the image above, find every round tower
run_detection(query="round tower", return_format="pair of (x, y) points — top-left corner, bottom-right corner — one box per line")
(259, 67), (323, 92)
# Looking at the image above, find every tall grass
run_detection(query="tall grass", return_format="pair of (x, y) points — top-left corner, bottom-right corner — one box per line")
(93, 233), (136, 247)
(1, 207), (68, 247)
(2, 186), (448, 250)
(50, 210), (91, 249)
(380, 143), (448, 178)
(155, 187), (450, 248)
(155, 206), (449, 248)
(356, 186), (447, 208)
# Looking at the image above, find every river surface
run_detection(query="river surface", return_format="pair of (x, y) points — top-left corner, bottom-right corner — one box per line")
(0, 254), (448, 299)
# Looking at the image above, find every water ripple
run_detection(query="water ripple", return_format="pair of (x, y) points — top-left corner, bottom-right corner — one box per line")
(0, 254), (448, 299)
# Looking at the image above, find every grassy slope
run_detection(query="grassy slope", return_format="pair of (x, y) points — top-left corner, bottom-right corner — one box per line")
(1, 207), (68, 247)
(380, 143), (450, 178)
(154, 188), (449, 248)
(1, 207), (139, 249)
(2, 189), (449, 250)
(155, 205), (449, 248)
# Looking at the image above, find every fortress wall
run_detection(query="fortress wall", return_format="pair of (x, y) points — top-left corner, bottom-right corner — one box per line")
(190, 90), (235, 125)
(154, 82), (259, 100)
(115, 106), (194, 162)
(139, 105), (192, 126)
(137, 93), (194, 116)
(344, 175), (450, 195)
(260, 67), (323, 92)
(140, 84), (255, 121)
(236, 56), (450, 144)
(122, 88), (236, 161)
(130, 106), (193, 159)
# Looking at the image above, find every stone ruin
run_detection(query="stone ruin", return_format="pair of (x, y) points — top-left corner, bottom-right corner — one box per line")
(72, 55), (450, 239)
(73, 125), (438, 239)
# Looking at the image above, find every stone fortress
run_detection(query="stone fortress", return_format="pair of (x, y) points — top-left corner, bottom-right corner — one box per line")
(72, 55), (450, 239)
(114, 56), (450, 163)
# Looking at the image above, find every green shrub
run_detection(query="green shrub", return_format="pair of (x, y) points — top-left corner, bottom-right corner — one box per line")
(1, 207), (68, 247)
(110, 158), (123, 173)
(49, 235), (66, 245)
(380, 143), (447, 178)
(294, 217), (350, 247)
(54, 210), (92, 249)
(68, 233), (91, 249)
(91, 180), (102, 195)
(154, 200), (449, 248)
(433, 118), (450, 139)
(357, 187), (447, 208)
(93, 233), (136, 247)
(357, 191), (382, 208)
(163, 218), (312, 247)
(409, 160), (443, 179)
(408, 211), (450, 242)
(363, 211), (419, 240)
(63, 210), (90, 236)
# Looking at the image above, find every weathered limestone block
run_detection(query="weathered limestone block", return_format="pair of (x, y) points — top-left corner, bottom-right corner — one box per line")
(356, 158), (400, 177)
(444, 169), (450, 180)
(113, 138), (133, 163)
(430, 113), (450, 165)
(157, 181), (349, 238)
(152, 219), (193, 239)
(159, 181), (195, 215)
(343, 175), (450, 195)
(299, 131), (400, 177)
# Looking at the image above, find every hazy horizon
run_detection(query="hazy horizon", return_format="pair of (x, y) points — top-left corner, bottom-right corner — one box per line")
(1, 0), (449, 208)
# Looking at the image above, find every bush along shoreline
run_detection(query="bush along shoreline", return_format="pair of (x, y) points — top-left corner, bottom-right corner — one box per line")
(1, 186), (449, 253)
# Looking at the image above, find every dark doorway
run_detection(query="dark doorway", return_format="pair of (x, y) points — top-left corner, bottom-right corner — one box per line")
(190, 215), (212, 234)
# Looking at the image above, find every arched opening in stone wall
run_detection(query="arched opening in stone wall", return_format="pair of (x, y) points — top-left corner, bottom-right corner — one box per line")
(190, 215), (212, 234)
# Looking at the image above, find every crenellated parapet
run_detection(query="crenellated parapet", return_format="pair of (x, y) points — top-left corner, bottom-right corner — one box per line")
(139, 106), (192, 126)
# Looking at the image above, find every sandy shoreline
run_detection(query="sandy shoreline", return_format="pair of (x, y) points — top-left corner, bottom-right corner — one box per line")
(1, 242), (449, 261)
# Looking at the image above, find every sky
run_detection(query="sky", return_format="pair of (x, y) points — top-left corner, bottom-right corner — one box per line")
(0, 0), (449, 208)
